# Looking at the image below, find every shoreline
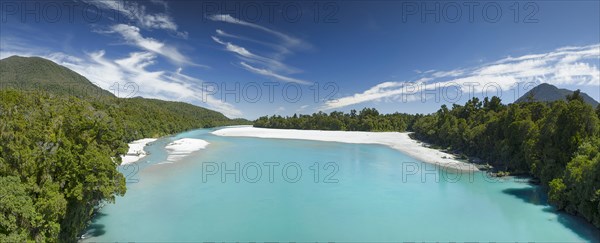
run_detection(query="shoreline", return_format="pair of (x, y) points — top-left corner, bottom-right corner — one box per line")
(165, 138), (210, 162)
(212, 126), (478, 172)
(120, 138), (158, 165)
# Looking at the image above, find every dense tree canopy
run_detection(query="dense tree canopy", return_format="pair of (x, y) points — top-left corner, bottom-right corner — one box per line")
(254, 108), (416, 132)
(0, 89), (248, 241)
(103, 97), (244, 141)
(409, 94), (600, 228)
(0, 90), (126, 241)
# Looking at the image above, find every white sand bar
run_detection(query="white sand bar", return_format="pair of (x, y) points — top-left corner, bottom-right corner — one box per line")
(165, 138), (210, 162)
(212, 126), (478, 172)
(121, 138), (158, 165)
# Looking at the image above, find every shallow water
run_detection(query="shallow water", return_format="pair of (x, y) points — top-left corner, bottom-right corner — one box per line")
(84, 128), (600, 242)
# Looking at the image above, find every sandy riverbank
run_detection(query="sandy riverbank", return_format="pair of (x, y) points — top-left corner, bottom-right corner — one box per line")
(121, 138), (158, 165)
(165, 138), (210, 162)
(212, 126), (477, 172)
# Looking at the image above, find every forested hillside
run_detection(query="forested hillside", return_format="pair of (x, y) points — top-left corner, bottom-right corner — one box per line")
(0, 56), (114, 99)
(110, 97), (234, 141)
(0, 56), (249, 241)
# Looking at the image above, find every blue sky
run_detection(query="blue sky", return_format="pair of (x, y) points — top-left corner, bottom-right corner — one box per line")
(1, 0), (599, 118)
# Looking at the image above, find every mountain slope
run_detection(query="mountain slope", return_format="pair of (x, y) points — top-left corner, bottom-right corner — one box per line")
(0, 55), (248, 137)
(0, 56), (115, 98)
(515, 83), (599, 107)
(114, 97), (233, 140)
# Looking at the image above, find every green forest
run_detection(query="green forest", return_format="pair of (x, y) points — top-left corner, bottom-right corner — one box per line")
(0, 89), (249, 242)
(0, 57), (249, 241)
(411, 92), (600, 228)
(255, 108), (417, 132)
(255, 93), (600, 228)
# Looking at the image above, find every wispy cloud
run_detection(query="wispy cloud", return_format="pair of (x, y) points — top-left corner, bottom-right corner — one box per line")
(208, 15), (311, 83)
(109, 24), (203, 67)
(321, 44), (600, 110)
(82, 0), (188, 38)
(322, 82), (408, 110)
(215, 29), (292, 57)
(240, 62), (311, 85)
(208, 14), (305, 48)
(211, 36), (298, 74)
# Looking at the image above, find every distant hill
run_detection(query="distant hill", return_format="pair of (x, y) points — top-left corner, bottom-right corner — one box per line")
(515, 83), (599, 107)
(0, 55), (250, 139)
(0, 55), (114, 98)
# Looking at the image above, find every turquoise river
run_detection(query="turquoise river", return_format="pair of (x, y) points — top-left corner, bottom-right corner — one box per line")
(83, 128), (600, 242)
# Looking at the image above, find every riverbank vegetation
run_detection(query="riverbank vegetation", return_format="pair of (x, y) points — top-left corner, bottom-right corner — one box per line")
(411, 92), (600, 228)
(254, 93), (600, 228)
(254, 108), (417, 132)
(0, 89), (249, 242)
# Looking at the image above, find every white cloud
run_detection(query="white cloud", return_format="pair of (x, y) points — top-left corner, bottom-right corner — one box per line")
(208, 15), (311, 84)
(211, 36), (299, 74)
(240, 62), (311, 85)
(109, 24), (202, 67)
(211, 36), (252, 57)
(321, 44), (600, 110)
(215, 29), (292, 56)
(208, 14), (304, 48)
(322, 82), (408, 110)
(83, 0), (188, 38)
